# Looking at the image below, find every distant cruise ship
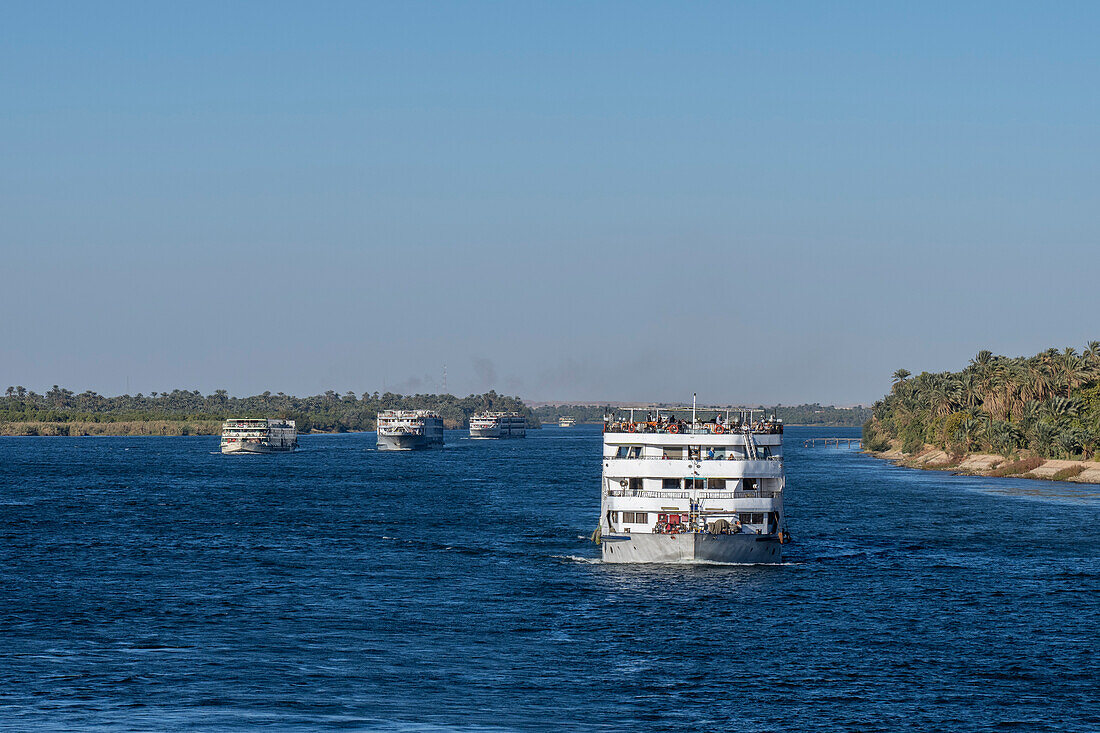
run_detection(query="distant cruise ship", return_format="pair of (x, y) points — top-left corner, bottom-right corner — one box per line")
(220, 418), (298, 454)
(377, 410), (444, 450)
(558, 416), (576, 427)
(469, 412), (526, 439)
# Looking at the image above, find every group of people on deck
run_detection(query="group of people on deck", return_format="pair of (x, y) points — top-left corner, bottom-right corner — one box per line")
(603, 409), (784, 436)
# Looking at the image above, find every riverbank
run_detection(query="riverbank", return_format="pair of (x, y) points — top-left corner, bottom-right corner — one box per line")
(868, 443), (1100, 484)
(0, 420), (523, 436)
(0, 422), (367, 436)
(0, 421), (224, 436)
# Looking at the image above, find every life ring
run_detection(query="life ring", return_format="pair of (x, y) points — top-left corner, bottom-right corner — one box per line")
(668, 424), (680, 434)
(714, 425), (726, 434)
(627, 424), (636, 433)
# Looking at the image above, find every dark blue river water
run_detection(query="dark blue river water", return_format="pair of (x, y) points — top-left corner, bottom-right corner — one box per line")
(1, 426), (1097, 731)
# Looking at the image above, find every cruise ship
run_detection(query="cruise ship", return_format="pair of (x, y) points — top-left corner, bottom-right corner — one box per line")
(377, 409), (444, 450)
(595, 403), (788, 563)
(558, 416), (576, 428)
(469, 411), (527, 439)
(220, 418), (298, 454)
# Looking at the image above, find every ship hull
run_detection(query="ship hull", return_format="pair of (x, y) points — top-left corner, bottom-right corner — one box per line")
(377, 433), (442, 451)
(601, 533), (781, 564)
(221, 442), (294, 455)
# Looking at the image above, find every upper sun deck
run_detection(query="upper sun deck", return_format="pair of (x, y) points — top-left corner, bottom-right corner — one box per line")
(603, 406), (782, 444)
(378, 409), (441, 421)
(471, 411), (523, 422)
(221, 418), (295, 433)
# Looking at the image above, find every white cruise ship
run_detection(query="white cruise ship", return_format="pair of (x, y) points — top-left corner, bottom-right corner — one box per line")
(220, 418), (298, 454)
(377, 409), (444, 450)
(595, 403), (788, 563)
(558, 416), (576, 427)
(469, 411), (527, 439)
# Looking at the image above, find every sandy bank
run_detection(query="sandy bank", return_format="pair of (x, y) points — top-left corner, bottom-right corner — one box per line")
(868, 444), (1100, 484)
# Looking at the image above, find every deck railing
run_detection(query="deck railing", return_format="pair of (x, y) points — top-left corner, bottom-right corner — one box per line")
(604, 455), (783, 462)
(606, 489), (781, 499)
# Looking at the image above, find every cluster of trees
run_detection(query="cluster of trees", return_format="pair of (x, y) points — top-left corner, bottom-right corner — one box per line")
(0, 387), (533, 433)
(530, 404), (608, 424)
(775, 404), (871, 426)
(530, 403), (869, 426)
(864, 344), (1100, 459)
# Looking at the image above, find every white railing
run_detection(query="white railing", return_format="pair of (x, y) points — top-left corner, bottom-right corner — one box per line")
(605, 455), (782, 462)
(606, 489), (781, 499)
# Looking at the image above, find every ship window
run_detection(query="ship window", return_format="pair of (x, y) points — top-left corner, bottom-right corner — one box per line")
(623, 512), (649, 524)
(662, 478), (680, 490)
(628, 478), (643, 490)
(609, 511), (619, 523)
(688, 446), (701, 459)
(663, 447), (684, 459)
(739, 513), (765, 524)
(686, 478), (705, 490)
(616, 446), (630, 458)
(707, 478), (726, 490)
(743, 479), (759, 491)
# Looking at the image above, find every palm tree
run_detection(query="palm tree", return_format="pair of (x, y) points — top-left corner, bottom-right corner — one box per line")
(928, 379), (956, 418)
(970, 350), (994, 371)
(1084, 340), (1100, 366)
(1022, 359), (1054, 402)
(987, 420), (1020, 458)
(892, 369), (911, 387)
(1056, 428), (1084, 459)
(1029, 421), (1058, 458)
(1055, 347), (1087, 398)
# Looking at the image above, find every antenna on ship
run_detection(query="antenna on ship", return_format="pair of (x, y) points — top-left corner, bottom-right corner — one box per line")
(692, 392), (697, 428)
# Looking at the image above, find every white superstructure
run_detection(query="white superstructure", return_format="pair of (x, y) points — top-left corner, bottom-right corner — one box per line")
(469, 412), (527, 439)
(596, 404), (788, 564)
(377, 409), (444, 450)
(220, 418), (298, 454)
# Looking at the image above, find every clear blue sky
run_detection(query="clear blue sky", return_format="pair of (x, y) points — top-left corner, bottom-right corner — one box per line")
(2, 2), (1097, 405)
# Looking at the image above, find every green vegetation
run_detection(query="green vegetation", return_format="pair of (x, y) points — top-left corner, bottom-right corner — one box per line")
(775, 404), (871, 426)
(1052, 465), (1086, 481)
(0, 387), (532, 435)
(864, 343), (1100, 460)
(530, 405), (609, 425)
(989, 456), (1044, 477)
(530, 403), (869, 426)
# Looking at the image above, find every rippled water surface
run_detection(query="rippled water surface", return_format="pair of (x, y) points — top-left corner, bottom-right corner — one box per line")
(2, 426), (1097, 731)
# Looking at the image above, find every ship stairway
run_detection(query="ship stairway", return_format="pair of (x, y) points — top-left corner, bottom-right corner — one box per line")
(743, 429), (759, 460)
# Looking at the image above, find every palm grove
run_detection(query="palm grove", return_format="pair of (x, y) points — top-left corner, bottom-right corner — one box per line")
(864, 344), (1100, 459)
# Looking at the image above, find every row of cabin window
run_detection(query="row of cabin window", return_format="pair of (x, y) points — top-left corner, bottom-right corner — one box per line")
(611, 511), (773, 525)
(617, 478), (761, 490)
(646, 478), (760, 490)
